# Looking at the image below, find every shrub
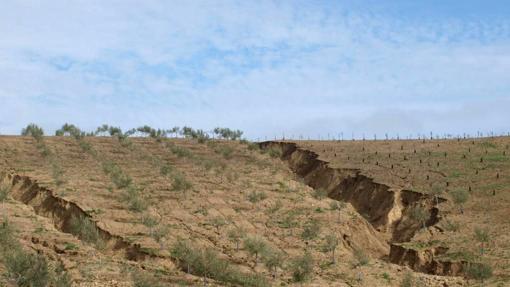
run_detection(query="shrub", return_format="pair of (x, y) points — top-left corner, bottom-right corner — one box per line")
(353, 248), (370, 266)
(289, 251), (314, 282)
(465, 262), (492, 282)
(247, 143), (260, 151)
(321, 234), (339, 263)
(0, 219), (17, 253)
(216, 145), (234, 159)
(132, 270), (165, 287)
(78, 140), (94, 154)
(0, 185), (10, 205)
(52, 263), (72, 287)
(474, 227), (490, 255)
(160, 164), (173, 176)
(266, 200), (283, 214)
(21, 123), (44, 141)
(301, 218), (321, 240)
(1, 220), (71, 287)
(400, 271), (414, 287)
(152, 225), (169, 242)
(94, 124), (110, 136)
(172, 173), (192, 192)
(168, 144), (194, 159)
(429, 185), (443, 205)
(228, 227), (246, 251)
(441, 219), (460, 232)
(209, 216), (227, 232)
(128, 195), (148, 212)
(410, 205), (429, 229)
(213, 127), (243, 140)
(450, 189), (469, 213)
(261, 247), (284, 277)
(5, 250), (50, 287)
(123, 185), (147, 212)
(247, 191), (267, 203)
(312, 188), (328, 200)
(329, 201), (346, 211)
(278, 211), (299, 230)
(102, 161), (132, 189)
(55, 123), (83, 138)
(69, 215), (103, 247)
(170, 240), (268, 287)
(243, 236), (268, 263)
(267, 148), (282, 158)
(180, 126), (209, 142)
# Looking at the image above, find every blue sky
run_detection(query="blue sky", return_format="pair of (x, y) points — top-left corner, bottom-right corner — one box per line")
(1, 1), (509, 139)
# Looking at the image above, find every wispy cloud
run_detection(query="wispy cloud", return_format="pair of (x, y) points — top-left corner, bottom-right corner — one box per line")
(0, 1), (509, 138)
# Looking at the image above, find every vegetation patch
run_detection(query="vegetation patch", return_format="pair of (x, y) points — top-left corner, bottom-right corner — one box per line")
(170, 240), (268, 287)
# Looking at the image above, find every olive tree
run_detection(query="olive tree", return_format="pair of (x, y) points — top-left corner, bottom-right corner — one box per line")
(474, 227), (490, 256)
(289, 251), (314, 283)
(321, 234), (339, 264)
(262, 247), (284, 278)
(243, 236), (267, 265)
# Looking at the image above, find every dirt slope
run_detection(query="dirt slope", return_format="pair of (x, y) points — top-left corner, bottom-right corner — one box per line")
(0, 135), (473, 286)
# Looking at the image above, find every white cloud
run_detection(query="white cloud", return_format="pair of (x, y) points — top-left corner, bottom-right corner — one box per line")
(0, 1), (509, 138)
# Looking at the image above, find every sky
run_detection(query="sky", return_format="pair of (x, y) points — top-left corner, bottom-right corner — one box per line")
(1, 0), (509, 140)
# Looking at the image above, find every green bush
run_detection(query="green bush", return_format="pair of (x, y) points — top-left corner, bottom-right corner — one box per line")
(247, 191), (267, 203)
(172, 173), (192, 192)
(0, 185), (10, 205)
(243, 236), (267, 263)
(213, 127), (243, 140)
(1, 220), (72, 287)
(312, 188), (328, 200)
(465, 262), (492, 282)
(450, 189), (469, 213)
(247, 143), (260, 151)
(170, 240), (268, 287)
(278, 211), (299, 229)
(160, 164), (173, 176)
(21, 123), (44, 141)
(52, 263), (72, 287)
(289, 251), (314, 282)
(261, 247), (284, 277)
(123, 185), (147, 212)
(267, 148), (282, 158)
(353, 248), (370, 266)
(5, 250), (50, 287)
(441, 219), (460, 232)
(301, 218), (321, 240)
(410, 205), (429, 229)
(321, 234), (339, 263)
(168, 143), (194, 159)
(329, 201), (346, 211)
(228, 227), (246, 251)
(69, 215), (104, 247)
(0, 220), (17, 253)
(102, 161), (132, 189)
(216, 145), (234, 159)
(132, 270), (165, 287)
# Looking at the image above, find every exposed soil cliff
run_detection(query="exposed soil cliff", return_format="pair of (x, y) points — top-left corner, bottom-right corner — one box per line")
(260, 141), (459, 276)
(1, 172), (152, 261)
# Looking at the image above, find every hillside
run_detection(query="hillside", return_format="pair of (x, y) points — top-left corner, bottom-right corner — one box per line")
(0, 133), (507, 286)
